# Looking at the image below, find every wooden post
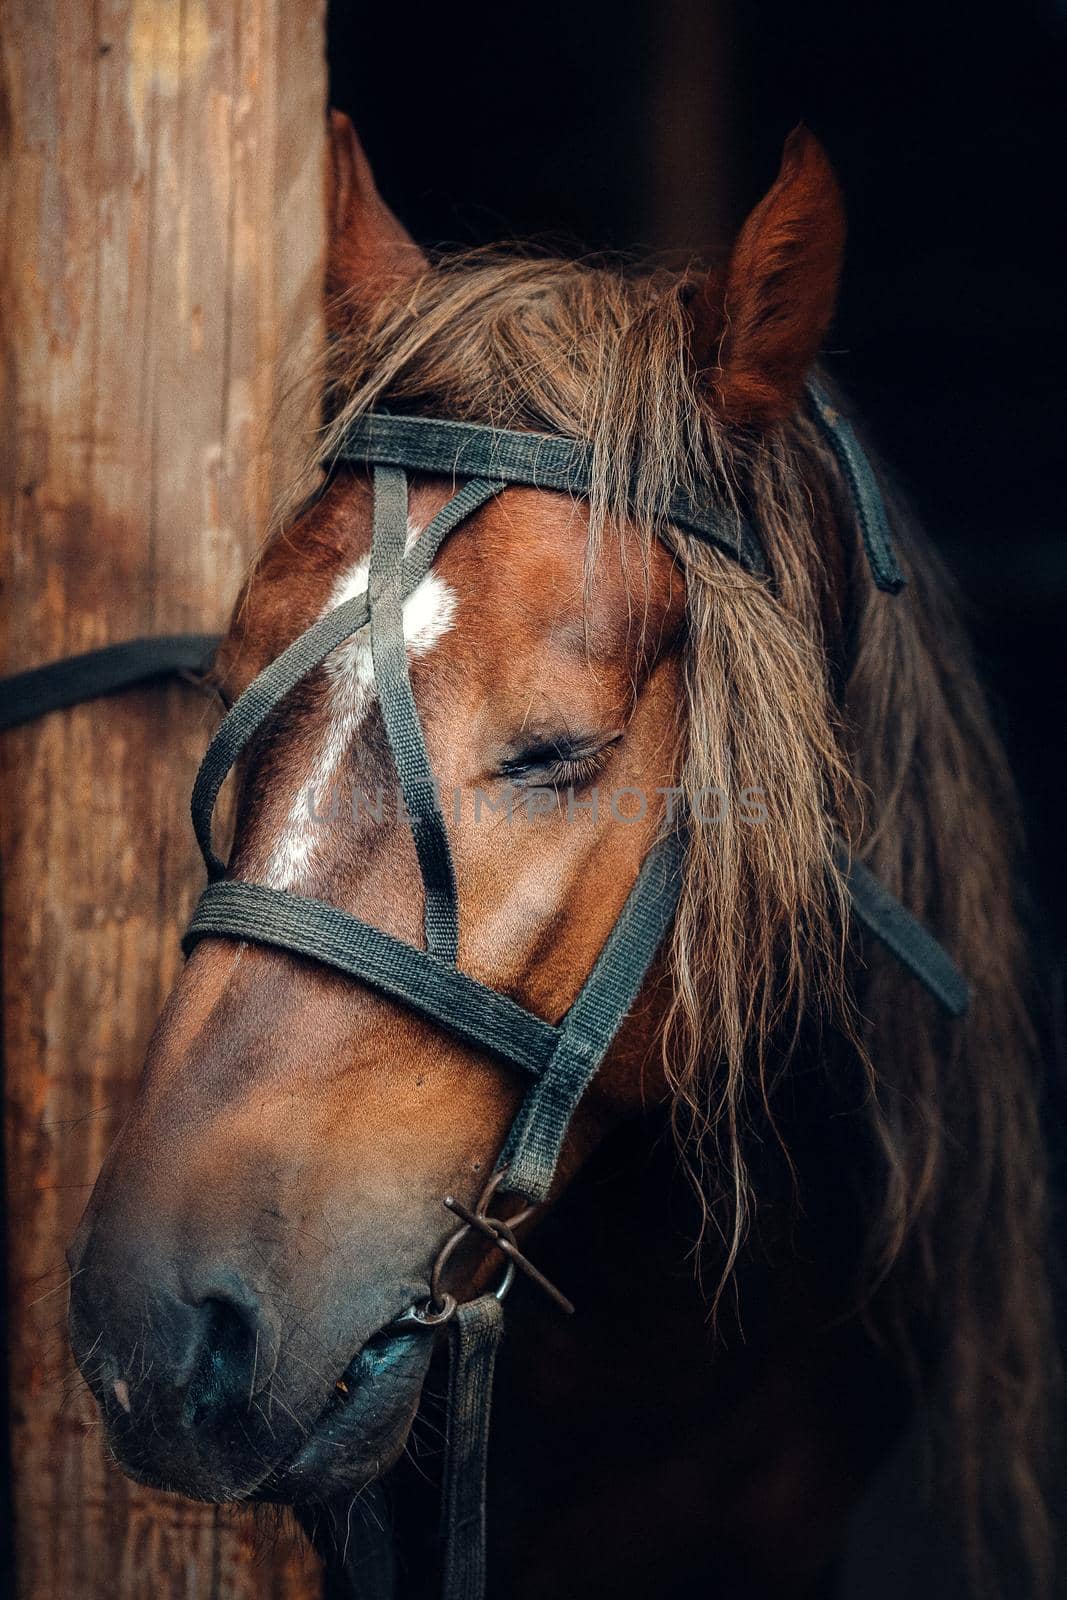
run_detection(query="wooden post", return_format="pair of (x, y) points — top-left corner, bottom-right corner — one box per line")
(0, 4), (325, 1596)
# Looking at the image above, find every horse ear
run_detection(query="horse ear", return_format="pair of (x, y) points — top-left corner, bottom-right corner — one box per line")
(325, 110), (426, 328)
(690, 126), (845, 426)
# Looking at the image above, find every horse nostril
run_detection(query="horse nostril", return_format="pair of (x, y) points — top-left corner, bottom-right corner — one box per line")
(182, 1294), (261, 1426)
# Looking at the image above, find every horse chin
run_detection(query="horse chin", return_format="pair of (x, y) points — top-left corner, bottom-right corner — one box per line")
(253, 1323), (433, 1503)
(102, 1322), (433, 1507)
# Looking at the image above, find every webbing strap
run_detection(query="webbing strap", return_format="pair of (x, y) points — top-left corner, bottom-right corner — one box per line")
(184, 837), (685, 1203)
(369, 466), (459, 963)
(183, 881), (560, 1076)
(190, 480), (503, 879)
(440, 1295), (504, 1600)
(0, 634), (219, 732)
(192, 591), (373, 878)
(335, 412), (768, 576)
(502, 834), (684, 1202)
(807, 380), (906, 594)
(182, 843), (686, 1208)
(840, 849), (970, 1018)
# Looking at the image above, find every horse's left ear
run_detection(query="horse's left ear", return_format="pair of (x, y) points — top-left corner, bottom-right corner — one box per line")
(325, 110), (426, 329)
(690, 126), (845, 426)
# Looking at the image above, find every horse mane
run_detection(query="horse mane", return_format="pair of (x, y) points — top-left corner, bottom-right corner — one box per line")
(292, 250), (1054, 1591)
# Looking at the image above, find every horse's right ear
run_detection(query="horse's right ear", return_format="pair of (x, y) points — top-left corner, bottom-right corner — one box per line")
(325, 110), (426, 329)
(688, 127), (845, 427)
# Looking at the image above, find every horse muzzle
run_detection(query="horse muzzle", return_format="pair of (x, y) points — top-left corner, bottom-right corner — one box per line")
(67, 1244), (432, 1504)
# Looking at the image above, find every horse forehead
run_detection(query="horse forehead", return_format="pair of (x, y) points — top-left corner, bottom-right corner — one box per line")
(233, 475), (666, 671)
(431, 487), (663, 638)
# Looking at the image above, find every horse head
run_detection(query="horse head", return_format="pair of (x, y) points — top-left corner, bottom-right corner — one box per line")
(66, 116), (1046, 1600)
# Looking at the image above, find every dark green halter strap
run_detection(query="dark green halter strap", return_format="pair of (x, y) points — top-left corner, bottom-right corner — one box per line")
(501, 834), (683, 1201)
(369, 465), (460, 961)
(808, 380), (906, 594)
(333, 411), (769, 575)
(0, 633), (219, 732)
(186, 879), (559, 1072)
(838, 848), (969, 1017)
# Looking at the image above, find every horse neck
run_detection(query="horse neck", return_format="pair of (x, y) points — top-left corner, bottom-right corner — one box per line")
(455, 1115), (905, 1597)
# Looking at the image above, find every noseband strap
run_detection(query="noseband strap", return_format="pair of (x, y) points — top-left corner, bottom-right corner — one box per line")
(185, 879), (560, 1072)
(184, 834), (685, 1196)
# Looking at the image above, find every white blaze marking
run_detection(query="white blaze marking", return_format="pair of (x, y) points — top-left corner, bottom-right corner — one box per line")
(264, 520), (456, 889)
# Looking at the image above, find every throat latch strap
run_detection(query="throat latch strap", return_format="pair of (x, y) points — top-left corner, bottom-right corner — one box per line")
(807, 379), (906, 594)
(837, 848), (970, 1017)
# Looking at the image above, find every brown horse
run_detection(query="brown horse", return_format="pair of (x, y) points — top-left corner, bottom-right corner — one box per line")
(68, 116), (1055, 1597)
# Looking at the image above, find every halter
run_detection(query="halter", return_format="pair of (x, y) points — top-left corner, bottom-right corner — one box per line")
(179, 380), (964, 1599)
(0, 378), (969, 1600)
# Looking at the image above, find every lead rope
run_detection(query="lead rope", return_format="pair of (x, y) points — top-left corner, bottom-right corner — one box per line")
(0, 633), (219, 731)
(441, 1297), (505, 1600)
(401, 1172), (567, 1600)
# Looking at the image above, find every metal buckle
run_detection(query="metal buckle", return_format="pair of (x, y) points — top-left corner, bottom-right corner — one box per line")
(393, 1167), (574, 1329)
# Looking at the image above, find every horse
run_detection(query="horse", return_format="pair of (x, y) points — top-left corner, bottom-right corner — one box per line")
(66, 113), (1055, 1598)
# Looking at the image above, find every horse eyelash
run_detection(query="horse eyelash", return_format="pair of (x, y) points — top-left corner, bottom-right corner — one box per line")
(501, 737), (619, 791)
(536, 753), (605, 789)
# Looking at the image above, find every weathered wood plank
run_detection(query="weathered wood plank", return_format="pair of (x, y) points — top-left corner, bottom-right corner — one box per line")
(0, 3), (325, 1595)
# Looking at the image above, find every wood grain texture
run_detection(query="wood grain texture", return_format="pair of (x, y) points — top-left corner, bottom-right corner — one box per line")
(0, 3), (325, 1595)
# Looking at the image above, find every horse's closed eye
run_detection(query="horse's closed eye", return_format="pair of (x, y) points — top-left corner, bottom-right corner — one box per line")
(500, 733), (621, 790)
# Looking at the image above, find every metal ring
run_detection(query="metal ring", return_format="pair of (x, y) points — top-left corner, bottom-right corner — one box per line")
(429, 1209), (520, 1307)
(480, 1166), (537, 1231)
(393, 1291), (458, 1329)
(392, 1166), (542, 1330)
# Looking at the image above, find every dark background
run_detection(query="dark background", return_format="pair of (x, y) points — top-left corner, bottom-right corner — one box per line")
(328, 0), (1065, 1592)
